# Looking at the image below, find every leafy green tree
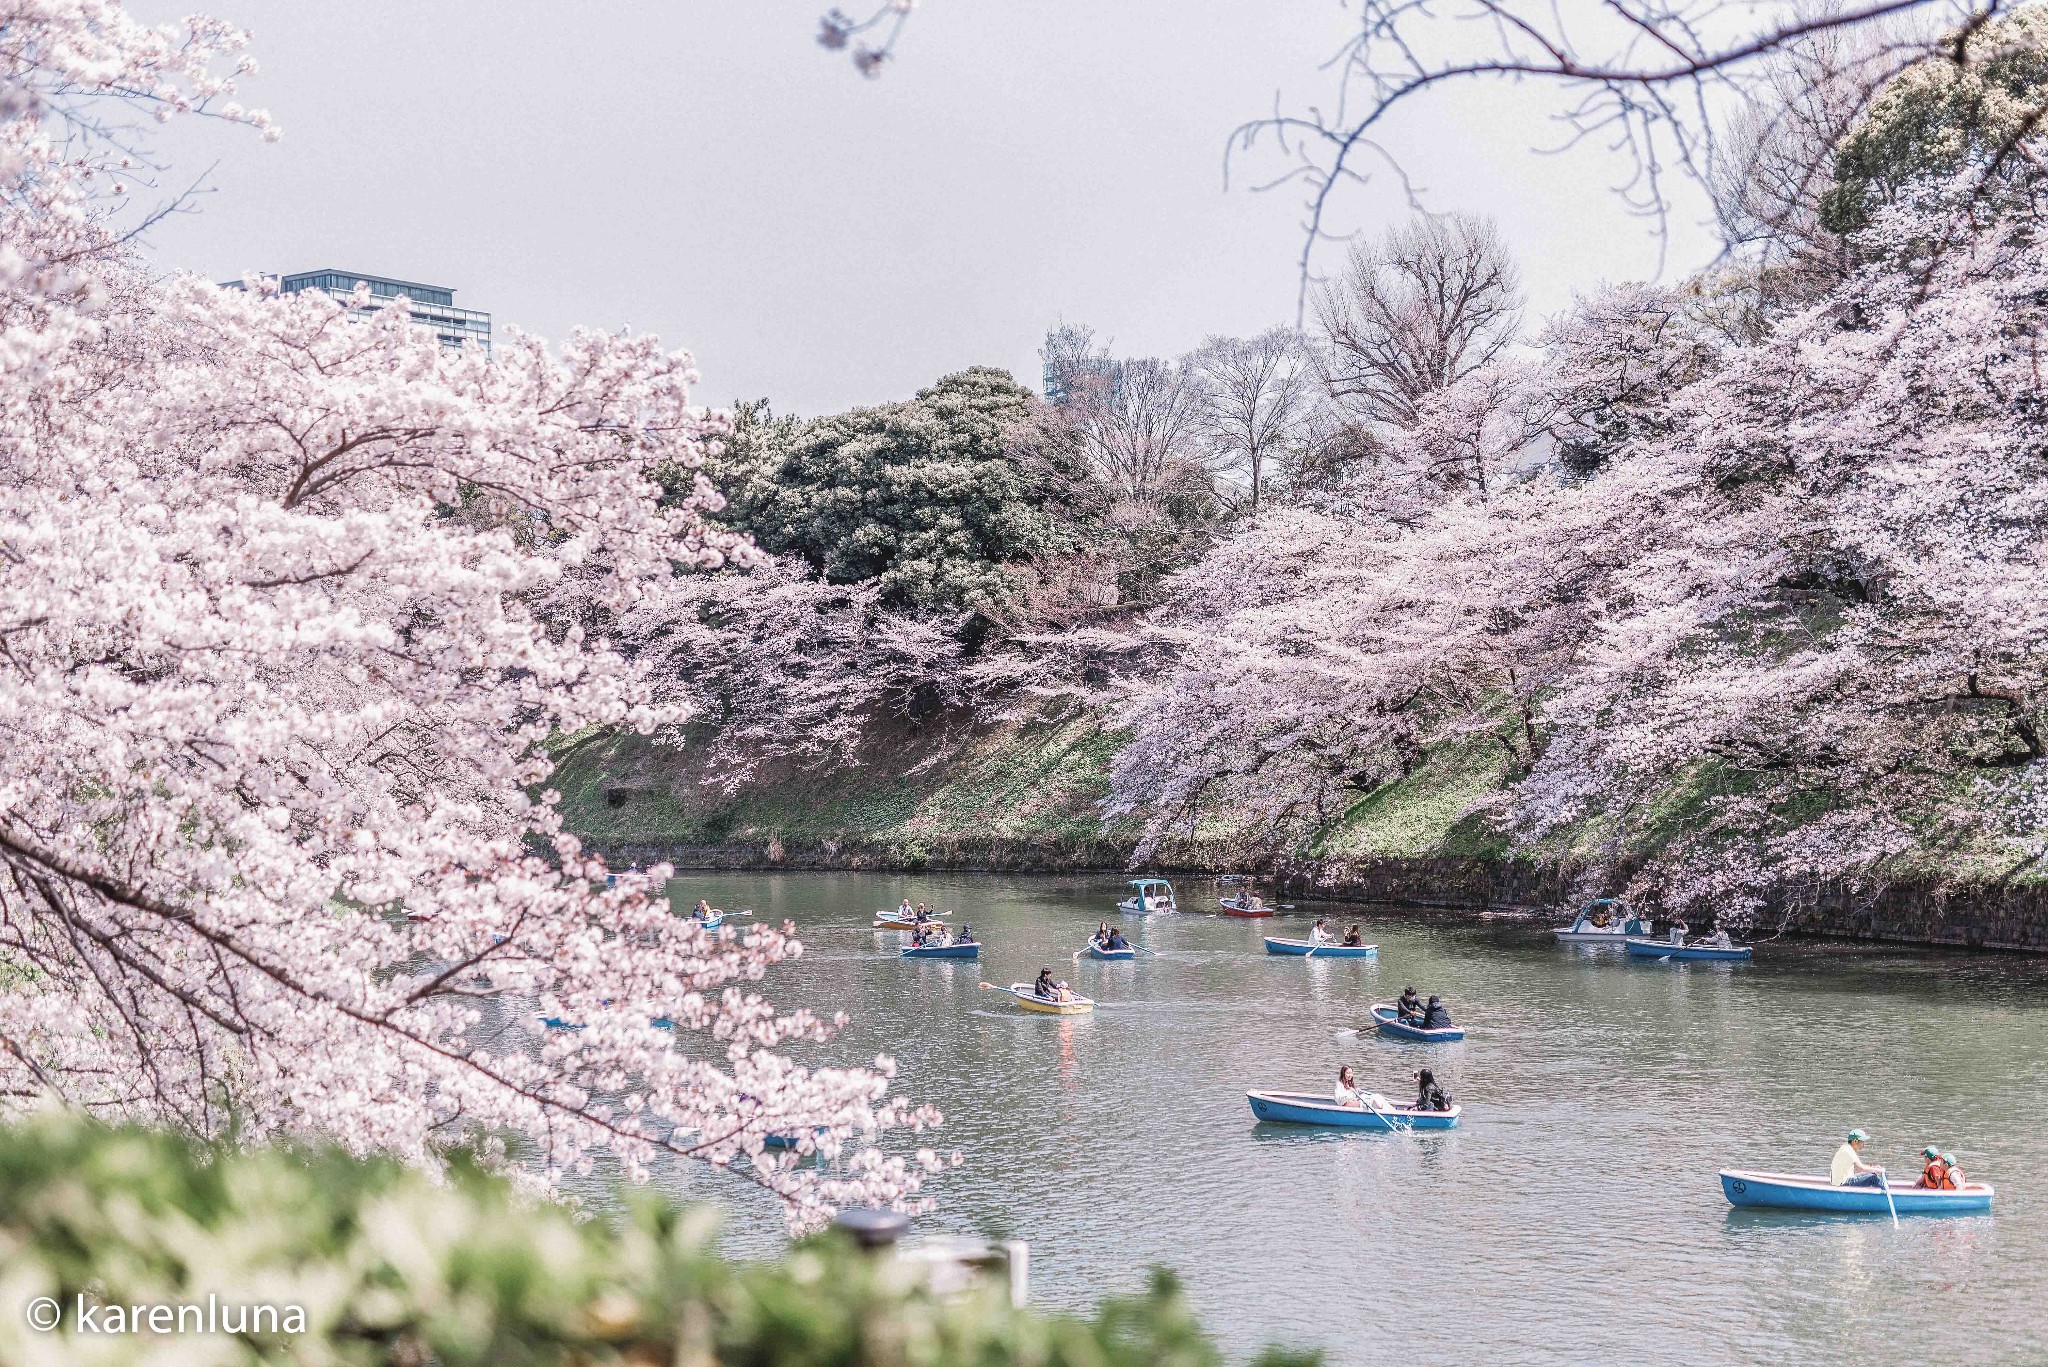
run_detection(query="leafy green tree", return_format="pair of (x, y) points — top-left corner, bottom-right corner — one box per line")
(709, 369), (1074, 619)
(1821, 11), (2048, 235)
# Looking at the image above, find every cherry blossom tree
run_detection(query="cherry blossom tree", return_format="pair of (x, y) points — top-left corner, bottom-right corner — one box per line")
(1520, 183), (2048, 921)
(1118, 159), (2048, 918)
(0, 1), (943, 1231)
(606, 558), (982, 791)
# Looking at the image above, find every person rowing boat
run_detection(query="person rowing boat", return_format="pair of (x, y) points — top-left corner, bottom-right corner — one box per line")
(1308, 917), (1331, 946)
(1831, 1129), (1887, 1188)
(1395, 986), (1423, 1024)
(1332, 1066), (1403, 1114)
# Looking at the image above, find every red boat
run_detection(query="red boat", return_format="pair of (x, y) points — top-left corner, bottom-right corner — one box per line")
(1218, 894), (1275, 918)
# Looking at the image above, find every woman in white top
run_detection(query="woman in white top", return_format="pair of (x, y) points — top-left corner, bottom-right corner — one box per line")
(1310, 917), (1332, 946)
(1334, 1065), (1363, 1108)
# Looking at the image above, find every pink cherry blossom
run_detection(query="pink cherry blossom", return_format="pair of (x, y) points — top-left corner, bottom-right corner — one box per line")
(0, 1), (939, 1230)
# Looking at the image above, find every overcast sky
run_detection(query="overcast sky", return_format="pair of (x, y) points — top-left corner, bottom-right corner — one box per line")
(135, 0), (1724, 415)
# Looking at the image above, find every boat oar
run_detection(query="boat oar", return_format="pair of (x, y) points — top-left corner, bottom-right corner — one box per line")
(1879, 1166), (1899, 1226)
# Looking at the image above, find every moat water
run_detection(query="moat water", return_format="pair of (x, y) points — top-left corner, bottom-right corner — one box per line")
(640, 871), (2046, 1365)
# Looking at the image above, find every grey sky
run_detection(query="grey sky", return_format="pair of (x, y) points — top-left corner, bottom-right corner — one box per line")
(138, 1), (1722, 415)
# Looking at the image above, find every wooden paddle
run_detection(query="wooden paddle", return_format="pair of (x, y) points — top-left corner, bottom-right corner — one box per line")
(1879, 1166), (1899, 1226)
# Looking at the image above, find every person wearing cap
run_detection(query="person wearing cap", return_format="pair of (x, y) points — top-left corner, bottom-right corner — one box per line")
(1917, 1146), (1958, 1190)
(1944, 1151), (1967, 1185)
(1831, 1130), (1886, 1188)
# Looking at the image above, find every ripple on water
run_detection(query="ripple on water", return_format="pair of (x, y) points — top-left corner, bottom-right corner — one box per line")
(644, 872), (2043, 1367)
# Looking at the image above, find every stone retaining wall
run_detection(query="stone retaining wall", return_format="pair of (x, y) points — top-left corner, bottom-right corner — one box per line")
(595, 837), (2048, 952)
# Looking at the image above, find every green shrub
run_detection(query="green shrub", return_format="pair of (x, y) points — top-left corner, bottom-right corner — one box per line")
(0, 1112), (1315, 1365)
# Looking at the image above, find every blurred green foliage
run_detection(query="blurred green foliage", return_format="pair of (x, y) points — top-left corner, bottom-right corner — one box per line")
(0, 1112), (1318, 1366)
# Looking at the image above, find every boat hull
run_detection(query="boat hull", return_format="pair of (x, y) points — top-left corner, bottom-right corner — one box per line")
(1117, 899), (1176, 915)
(1219, 899), (1276, 918)
(1085, 944), (1136, 960)
(1719, 1170), (1993, 1214)
(1369, 1004), (1465, 1041)
(1553, 927), (1637, 942)
(1246, 1090), (1460, 1130)
(1265, 937), (1377, 957)
(1005, 983), (1094, 1015)
(874, 914), (948, 931)
(1626, 938), (1752, 961)
(901, 943), (978, 959)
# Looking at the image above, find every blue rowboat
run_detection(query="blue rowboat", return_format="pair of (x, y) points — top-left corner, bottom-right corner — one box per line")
(901, 941), (979, 959)
(1085, 942), (1136, 960)
(764, 1126), (828, 1151)
(1626, 937), (1751, 961)
(545, 1013), (676, 1031)
(1369, 1004), (1465, 1042)
(696, 910), (724, 931)
(1265, 937), (1377, 958)
(1720, 1169), (1993, 1214)
(1246, 1090), (1460, 1130)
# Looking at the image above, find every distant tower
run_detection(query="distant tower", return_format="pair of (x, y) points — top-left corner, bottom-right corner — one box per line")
(226, 268), (491, 351)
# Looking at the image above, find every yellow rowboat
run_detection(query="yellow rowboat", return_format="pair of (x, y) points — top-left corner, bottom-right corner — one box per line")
(982, 981), (1095, 1015)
